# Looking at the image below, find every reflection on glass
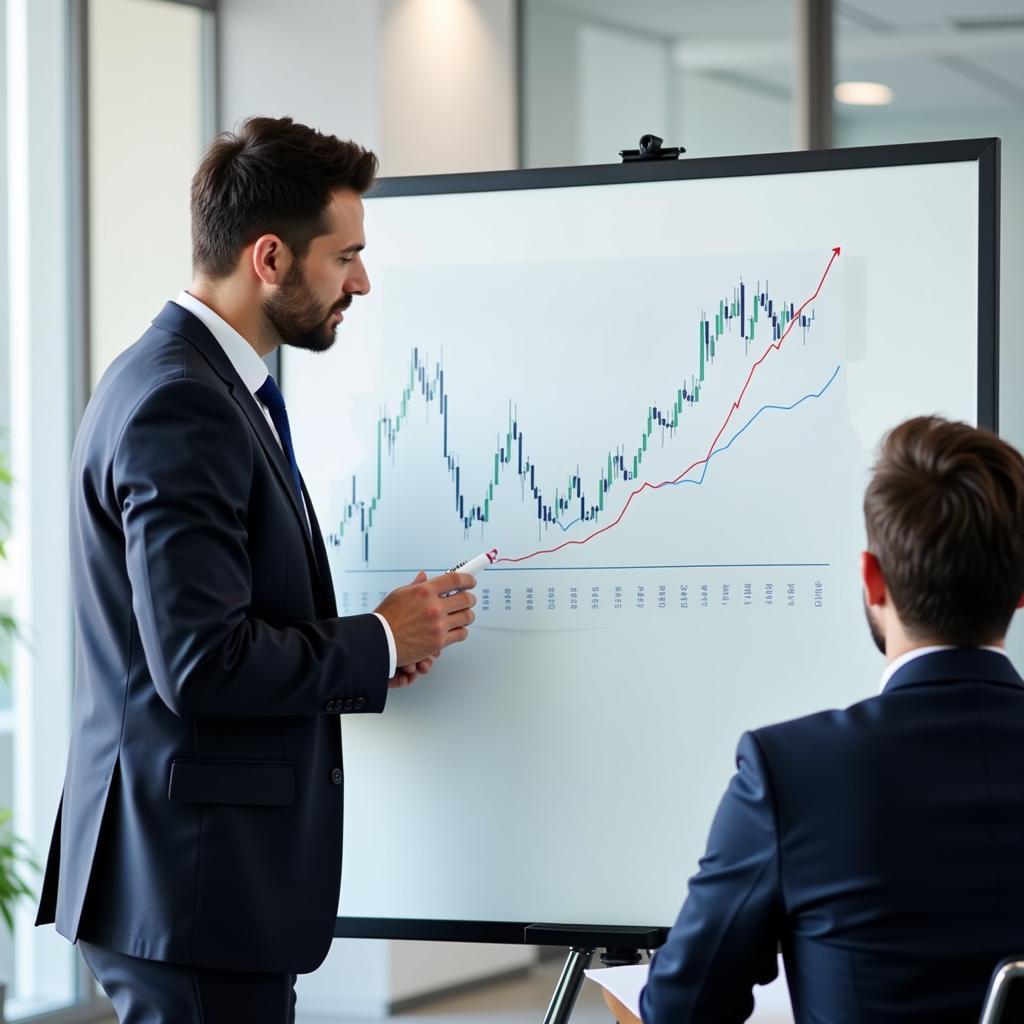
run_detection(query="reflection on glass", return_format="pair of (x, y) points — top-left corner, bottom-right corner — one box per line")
(834, 0), (1024, 476)
(522, 0), (794, 167)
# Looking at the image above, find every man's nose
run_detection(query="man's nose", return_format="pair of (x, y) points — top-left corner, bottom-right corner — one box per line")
(346, 256), (370, 296)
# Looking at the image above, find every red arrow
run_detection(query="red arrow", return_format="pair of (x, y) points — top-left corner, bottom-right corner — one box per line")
(498, 246), (842, 565)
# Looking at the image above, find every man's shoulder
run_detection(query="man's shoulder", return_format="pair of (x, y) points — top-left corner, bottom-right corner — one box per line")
(745, 692), (887, 768)
(78, 306), (238, 462)
(99, 305), (222, 397)
(91, 303), (238, 427)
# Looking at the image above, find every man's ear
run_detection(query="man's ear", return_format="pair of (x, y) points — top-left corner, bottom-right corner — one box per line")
(1016, 593), (1024, 610)
(250, 234), (292, 285)
(860, 550), (887, 607)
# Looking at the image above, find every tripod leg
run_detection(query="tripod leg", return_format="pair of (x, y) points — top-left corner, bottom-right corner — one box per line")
(542, 947), (595, 1024)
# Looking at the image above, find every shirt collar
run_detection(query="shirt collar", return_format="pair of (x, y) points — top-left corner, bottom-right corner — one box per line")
(174, 290), (270, 397)
(879, 644), (1008, 694)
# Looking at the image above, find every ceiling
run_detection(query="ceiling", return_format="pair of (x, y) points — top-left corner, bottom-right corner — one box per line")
(529, 0), (1024, 115)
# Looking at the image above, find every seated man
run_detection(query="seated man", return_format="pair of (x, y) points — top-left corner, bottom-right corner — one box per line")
(609, 416), (1024, 1023)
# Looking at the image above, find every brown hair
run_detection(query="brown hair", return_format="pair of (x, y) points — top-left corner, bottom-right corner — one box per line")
(190, 116), (378, 279)
(864, 416), (1024, 644)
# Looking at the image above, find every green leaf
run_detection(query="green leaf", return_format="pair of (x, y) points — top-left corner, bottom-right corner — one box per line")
(0, 810), (39, 934)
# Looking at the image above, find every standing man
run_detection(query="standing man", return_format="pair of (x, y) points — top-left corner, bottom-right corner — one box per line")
(607, 416), (1024, 1023)
(36, 116), (476, 1023)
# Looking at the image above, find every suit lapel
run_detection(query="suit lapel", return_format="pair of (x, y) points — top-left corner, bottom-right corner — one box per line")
(151, 302), (320, 573)
(230, 388), (320, 564)
(302, 478), (337, 616)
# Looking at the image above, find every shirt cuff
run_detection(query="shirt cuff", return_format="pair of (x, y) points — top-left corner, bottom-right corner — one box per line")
(372, 612), (397, 679)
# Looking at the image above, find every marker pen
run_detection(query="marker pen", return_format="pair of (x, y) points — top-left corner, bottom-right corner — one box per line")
(441, 548), (498, 596)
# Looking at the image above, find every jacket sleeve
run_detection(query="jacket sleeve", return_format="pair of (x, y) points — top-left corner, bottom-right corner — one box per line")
(640, 731), (784, 1023)
(112, 376), (389, 718)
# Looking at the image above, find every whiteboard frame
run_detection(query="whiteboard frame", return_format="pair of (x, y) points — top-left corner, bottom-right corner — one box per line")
(283, 137), (1000, 946)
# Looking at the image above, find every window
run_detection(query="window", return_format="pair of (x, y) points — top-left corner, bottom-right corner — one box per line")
(3, 1), (215, 1019)
(521, 0), (796, 167)
(833, 1), (1024, 463)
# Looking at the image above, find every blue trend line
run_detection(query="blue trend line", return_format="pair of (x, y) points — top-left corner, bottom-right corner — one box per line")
(344, 561), (830, 574)
(551, 364), (842, 533)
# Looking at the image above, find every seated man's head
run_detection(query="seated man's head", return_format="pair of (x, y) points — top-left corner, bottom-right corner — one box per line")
(862, 416), (1024, 655)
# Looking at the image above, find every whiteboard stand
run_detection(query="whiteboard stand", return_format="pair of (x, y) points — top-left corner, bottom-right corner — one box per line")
(527, 925), (658, 1023)
(542, 946), (594, 1024)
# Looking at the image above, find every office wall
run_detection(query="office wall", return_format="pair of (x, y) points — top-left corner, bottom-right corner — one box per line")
(219, 0), (516, 176)
(379, 0), (517, 175)
(218, 0), (381, 149)
(87, 0), (205, 385)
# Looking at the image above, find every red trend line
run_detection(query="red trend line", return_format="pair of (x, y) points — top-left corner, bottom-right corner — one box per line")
(497, 246), (842, 566)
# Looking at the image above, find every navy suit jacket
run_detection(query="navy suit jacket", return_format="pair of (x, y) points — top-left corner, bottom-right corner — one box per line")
(36, 302), (390, 974)
(641, 647), (1024, 1023)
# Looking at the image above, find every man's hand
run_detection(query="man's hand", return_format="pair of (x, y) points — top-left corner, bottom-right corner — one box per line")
(375, 570), (477, 667)
(388, 656), (434, 689)
(602, 990), (642, 1024)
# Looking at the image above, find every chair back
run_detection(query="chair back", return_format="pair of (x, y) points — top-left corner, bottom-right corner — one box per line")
(980, 958), (1024, 1024)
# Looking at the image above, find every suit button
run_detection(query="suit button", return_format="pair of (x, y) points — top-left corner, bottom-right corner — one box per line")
(354, 697), (366, 710)
(324, 700), (336, 713)
(330, 768), (344, 785)
(343, 698), (355, 711)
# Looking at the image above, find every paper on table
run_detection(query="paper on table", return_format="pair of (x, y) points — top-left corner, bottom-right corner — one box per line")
(584, 963), (649, 1017)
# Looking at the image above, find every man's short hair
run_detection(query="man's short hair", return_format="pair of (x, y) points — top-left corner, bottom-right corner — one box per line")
(190, 116), (378, 279)
(864, 416), (1024, 644)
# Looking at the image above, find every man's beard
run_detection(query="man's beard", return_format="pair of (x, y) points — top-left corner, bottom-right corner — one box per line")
(863, 597), (886, 655)
(262, 261), (351, 353)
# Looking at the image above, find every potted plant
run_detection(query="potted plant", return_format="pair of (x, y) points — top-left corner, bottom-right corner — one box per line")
(0, 451), (37, 1024)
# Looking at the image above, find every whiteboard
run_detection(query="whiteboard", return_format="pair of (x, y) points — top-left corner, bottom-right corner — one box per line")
(282, 140), (998, 940)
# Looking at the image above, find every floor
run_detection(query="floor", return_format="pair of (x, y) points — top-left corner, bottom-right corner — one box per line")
(94, 959), (794, 1023)
(385, 961), (613, 1024)
(387, 960), (791, 1024)
(92, 961), (610, 1024)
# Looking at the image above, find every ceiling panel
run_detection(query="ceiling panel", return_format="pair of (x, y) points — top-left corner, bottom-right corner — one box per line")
(840, 0), (1024, 30)
(530, 0), (790, 39)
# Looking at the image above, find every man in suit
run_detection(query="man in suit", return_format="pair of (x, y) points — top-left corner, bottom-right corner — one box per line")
(606, 415), (1024, 1023)
(35, 116), (478, 1023)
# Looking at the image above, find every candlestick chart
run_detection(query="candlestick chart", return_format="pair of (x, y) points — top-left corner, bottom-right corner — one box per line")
(323, 248), (842, 582)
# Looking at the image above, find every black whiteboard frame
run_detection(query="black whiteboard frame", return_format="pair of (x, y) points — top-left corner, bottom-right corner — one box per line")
(310, 137), (1000, 947)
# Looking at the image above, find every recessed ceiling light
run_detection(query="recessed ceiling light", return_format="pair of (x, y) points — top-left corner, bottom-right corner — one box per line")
(834, 81), (894, 106)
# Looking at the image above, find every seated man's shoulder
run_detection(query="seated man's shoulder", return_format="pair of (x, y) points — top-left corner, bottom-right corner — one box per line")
(741, 693), (893, 796)
(752, 691), (883, 752)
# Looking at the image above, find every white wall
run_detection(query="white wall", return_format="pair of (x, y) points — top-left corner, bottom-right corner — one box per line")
(88, 0), (204, 385)
(379, 0), (517, 176)
(218, 0), (382, 149)
(220, 0), (518, 177)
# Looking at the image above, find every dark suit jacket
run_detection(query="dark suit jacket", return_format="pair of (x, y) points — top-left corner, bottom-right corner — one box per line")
(641, 647), (1024, 1023)
(36, 301), (390, 974)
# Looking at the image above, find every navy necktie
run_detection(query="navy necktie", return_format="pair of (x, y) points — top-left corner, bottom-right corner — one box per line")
(255, 375), (305, 517)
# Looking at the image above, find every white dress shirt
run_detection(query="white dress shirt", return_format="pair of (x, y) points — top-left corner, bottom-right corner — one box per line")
(879, 644), (1007, 694)
(173, 290), (397, 678)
